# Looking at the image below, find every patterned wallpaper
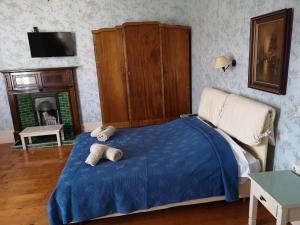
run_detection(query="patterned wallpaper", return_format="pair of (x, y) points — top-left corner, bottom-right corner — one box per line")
(0, 0), (189, 130)
(187, 0), (300, 170)
(0, 0), (299, 170)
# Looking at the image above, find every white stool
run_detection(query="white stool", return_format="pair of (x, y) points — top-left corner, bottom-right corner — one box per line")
(19, 125), (64, 150)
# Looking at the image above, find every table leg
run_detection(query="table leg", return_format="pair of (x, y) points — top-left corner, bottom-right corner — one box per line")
(28, 136), (32, 144)
(248, 193), (258, 225)
(276, 207), (288, 225)
(56, 132), (62, 147)
(61, 129), (65, 141)
(23, 149), (29, 163)
(21, 136), (27, 150)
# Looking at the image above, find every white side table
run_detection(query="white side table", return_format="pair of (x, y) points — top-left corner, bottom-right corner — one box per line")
(19, 125), (64, 150)
(249, 170), (300, 225)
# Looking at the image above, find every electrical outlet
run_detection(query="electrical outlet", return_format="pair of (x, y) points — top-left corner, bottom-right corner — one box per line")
(292, 164), (300, 175)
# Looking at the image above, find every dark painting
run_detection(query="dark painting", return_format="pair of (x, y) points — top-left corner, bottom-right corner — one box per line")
(248, 9), (293, 95)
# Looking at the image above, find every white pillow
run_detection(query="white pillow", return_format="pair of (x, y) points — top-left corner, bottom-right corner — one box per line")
(198, 87), (229, 126)
(216, 128), (261, 178)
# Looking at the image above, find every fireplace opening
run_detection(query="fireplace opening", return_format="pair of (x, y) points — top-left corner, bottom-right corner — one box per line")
(33, 93), (61, 126)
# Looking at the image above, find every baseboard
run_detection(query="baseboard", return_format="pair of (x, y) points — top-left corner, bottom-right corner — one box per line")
(81, 122), (102, 132)
(0, 130), (15, 144)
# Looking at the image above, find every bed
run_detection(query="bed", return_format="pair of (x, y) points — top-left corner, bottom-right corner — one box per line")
(48, 87), (276, 225)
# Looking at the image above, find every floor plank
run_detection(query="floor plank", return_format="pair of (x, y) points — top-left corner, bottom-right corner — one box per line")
(0, 143), (275, 225)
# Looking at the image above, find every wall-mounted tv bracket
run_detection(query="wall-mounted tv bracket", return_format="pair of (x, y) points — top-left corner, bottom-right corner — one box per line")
(33, 27), (39, 32)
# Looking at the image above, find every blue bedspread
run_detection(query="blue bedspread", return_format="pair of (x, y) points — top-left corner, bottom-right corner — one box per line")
(48, 117), (238, 225)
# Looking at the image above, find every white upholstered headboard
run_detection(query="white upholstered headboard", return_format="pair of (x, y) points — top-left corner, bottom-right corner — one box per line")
(198, 87), (276, 172)
(236, 115), (271, 172)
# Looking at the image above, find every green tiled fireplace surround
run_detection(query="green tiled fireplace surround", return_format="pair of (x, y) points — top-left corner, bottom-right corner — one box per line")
(57, 92), (74, 139)
(16, 91), (74, 140)
(16, 94), (38, 129)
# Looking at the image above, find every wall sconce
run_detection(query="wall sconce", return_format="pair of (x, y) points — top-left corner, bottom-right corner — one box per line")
(214, 56), (236, 72)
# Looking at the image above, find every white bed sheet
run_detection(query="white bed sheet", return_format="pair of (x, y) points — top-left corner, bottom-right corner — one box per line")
(215, 128), (261, 183)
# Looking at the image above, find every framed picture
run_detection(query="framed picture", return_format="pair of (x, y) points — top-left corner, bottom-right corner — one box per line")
(248, 9), (293, 95)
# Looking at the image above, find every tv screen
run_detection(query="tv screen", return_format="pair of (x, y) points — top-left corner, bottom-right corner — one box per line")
(28, 32), (76, 57)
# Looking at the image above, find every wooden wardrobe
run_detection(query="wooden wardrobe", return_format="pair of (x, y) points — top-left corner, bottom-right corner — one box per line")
(92, 22), (190, 128)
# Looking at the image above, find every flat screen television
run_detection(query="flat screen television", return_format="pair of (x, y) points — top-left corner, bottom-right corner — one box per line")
(28, 32), (76, 57)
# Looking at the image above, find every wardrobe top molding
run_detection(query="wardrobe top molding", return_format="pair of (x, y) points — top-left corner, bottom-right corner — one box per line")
(92, 21), (190, 33)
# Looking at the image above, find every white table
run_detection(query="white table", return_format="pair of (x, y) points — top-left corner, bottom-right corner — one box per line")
(249, 171), (300, 225)
(19, 125), (64, 150)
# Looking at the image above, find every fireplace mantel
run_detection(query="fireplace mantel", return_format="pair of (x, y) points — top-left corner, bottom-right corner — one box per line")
(1, 67), (81, 140)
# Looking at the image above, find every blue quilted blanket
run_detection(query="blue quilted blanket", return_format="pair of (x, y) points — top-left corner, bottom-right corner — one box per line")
(48, 117), (238, 225)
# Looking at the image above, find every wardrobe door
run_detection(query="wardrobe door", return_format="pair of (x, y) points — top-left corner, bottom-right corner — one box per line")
(93, 28), (130, 127)
(161, 25), (190, 120)
(123, 23), (164, 127)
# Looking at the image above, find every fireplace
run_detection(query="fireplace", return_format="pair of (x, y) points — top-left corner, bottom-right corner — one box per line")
(33, 93), (60, 126)
(1, 67), (80, 141)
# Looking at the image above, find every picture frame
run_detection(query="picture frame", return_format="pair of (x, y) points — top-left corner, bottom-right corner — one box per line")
(248, 8), (293, 95)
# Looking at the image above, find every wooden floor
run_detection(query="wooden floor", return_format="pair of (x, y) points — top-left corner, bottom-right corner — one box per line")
(0, 143), (276, 225)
